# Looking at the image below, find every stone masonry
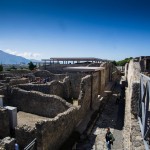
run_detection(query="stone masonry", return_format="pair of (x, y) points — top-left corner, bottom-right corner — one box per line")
(0, 107), (10, 139)
(123, 59), (144, 150)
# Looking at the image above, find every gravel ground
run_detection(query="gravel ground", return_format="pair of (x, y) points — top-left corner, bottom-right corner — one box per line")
(17, 111), (49, 127)
(76, 84), (125, 150)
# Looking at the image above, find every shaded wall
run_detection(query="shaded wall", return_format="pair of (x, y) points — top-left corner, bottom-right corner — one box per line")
(78, 75), (91, 116)
(123, 59), (144, 149)
(9, 88), (71, 118)
(36, 107), (79, 150)
(0, 107), (10, 138)
(67, 73), (87, 99)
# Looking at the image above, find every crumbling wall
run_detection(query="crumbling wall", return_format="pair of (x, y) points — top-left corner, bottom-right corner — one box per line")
(15, 125), (36, 149)
(10, 69), (31, 75)
(100, 63), (110, 84)
(127, 60), (141, 86)
(92, 72), (99, 104)
(9, 78), (29, 86)
(78, 75), (91, 116)
(100, 69), (106, 93)
(124, 63), (128, 80)
(34, 67), (66, 81)
(0, 107), (10, 138)
(18, 81), (64, 98)
(34, 70), (53, 77)
(112, 70), (120, 82)
(18, 76), (72, 100)
(49, 74), (67, 82)
(9, 88), (72, 118)
(68, 73), (87, 99)
(36, 107), (79, 150)
(123, 59), (144, 150)
(0, 137), (15, 150)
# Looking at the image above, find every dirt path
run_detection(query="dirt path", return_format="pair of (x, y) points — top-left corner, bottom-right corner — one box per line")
(76, 84), (125, 150)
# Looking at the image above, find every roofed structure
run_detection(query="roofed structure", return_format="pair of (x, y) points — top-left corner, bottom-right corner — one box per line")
(63, 66), (105, 72)
(41, 57), (111, 65)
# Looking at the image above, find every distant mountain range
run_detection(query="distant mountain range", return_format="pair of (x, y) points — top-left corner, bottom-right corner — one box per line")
(0, 50), (40, 64)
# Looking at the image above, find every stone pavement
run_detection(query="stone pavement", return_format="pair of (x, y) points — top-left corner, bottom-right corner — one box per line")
(76, 85), (125, 150)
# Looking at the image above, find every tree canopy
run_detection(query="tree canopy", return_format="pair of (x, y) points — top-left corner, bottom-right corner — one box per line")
(0, 65), (3, 72)
(112, 57), (133, 66)
(116, 57), (133, 66)
(28, 62), (36, 70)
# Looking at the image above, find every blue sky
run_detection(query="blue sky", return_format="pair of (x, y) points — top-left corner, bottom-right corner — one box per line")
(0, 0), (150, 60)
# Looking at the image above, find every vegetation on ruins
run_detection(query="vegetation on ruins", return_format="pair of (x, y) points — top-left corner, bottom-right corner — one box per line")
(28, 61), (36, 70)
(0, 64), (3, 72)
(112, 57), (133, 66)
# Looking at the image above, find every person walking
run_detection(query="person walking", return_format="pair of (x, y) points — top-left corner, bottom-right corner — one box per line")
(105, 127), (115, 150)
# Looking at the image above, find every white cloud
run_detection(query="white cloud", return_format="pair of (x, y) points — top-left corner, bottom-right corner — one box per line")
(5, 49), (41, 59)
(5, 49), (17, 55)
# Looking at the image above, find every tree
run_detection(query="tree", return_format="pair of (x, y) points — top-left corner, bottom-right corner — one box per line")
(112, 61), (117, 66)
(116, 57), (133, 66)
(28, 62), (36, 70)
(0, 65), (3, 72)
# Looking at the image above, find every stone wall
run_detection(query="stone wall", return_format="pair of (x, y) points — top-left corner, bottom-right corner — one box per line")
(92, 72), (100, 105)
(130, 82), (140, 117)
(34, 70), (53, 77)
(100, 69), (106, 93)
(36, 107), (79, 150)
(10, 69), (31, 75)
(35, 74), (100, 150)
(15, 125), (36, 149)
(9, 78), (29, 86)
(18, 81), (64, 98)
(18, 76), (72, 100)
(0, 137), (15, 150)
(0, 62), (120, 150)
(127, 60), (141, 86)
(78, 75), (91, 116)
(0, 107), (10, 138)
(123, 59), (144, 150)
(9, 88), (72, 118)
(124, 63), (128, 80)
(49, 74), (67, 82)
(67, 73), (87, 99)
(112, 70), (120, 82)
(100, 63), (111, 84)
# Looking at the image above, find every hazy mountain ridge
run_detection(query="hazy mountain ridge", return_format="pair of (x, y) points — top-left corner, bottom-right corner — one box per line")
(0, 50), (37, 64)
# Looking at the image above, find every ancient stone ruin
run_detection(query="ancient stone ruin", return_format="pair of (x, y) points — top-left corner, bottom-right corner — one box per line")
(0, 56), (149, 150)
(0, 60), (121, 150)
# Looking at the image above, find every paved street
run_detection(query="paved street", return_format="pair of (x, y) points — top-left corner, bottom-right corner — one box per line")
(76, 85), (125, 150)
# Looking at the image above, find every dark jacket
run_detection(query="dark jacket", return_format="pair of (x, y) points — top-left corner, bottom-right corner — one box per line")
(105, 132), (115, 145)
(105, 132), (112, 142)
